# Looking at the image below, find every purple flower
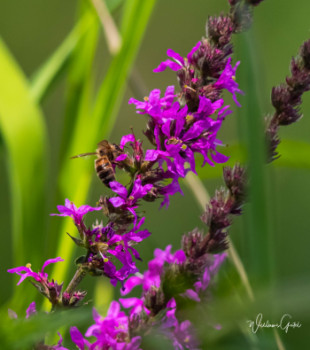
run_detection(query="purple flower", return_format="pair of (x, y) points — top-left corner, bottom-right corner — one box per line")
(71, 302), (142, 350)
(161, 299), (199, 350)
(214, 57), (244, 107)
(153, 42), (201, 72)
(183, 252), (227, 302)
(119, 133), (144, 163)
(26, 301), (37, 319)
(129, 86), (176, 116)
(159, 176), (184, 208)
(109, 178), (153, 220)
(121, 245), (186, 295)
(108, 217), (151, 261)
(7, 257), (63, 285)
(51, 199), (101, 226)
(119, 297), (150, 316)
(70, 327), (90, 350)
(144, 96), (230, 176)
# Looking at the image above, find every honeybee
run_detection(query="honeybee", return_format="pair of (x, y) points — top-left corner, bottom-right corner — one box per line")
(72, 140), (123, 187)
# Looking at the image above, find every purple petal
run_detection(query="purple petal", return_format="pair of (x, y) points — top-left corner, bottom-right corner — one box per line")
(153, 60), (182, 73)
(109, 181), (128, 198)
(26, 302), (36, 319)
(107, 301), (120, 318)
(41, 257), (64, 272)
(145, 149), (160, 161)
(173, 250), (187, 264)
(121, 276), (143, 295)
(120, 134), (136, 149)
(167, 48), (185, 66)
(109, 197), (126, 208)
(187, 41), (201, 62)
(119, 297), (142, 309)
(115, 154), (127, 161)
(70, 327), (88, 350)
(211, 150), (229, 163)
(184, 289), (201, 302)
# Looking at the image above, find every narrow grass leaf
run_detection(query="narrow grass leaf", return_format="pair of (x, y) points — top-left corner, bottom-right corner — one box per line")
(0, 38), (47, 266)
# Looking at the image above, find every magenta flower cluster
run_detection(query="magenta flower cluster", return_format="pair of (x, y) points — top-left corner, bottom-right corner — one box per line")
(7, 4), (251, 346)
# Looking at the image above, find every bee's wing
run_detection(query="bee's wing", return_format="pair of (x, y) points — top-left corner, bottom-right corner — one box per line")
(71, 152), (97, 159)
(97, 140), (110, 148)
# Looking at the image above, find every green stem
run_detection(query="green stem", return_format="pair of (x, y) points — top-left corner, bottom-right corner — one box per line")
(64, 267), (87, 296)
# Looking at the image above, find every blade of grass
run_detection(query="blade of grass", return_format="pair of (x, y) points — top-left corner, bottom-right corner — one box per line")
(30, 11), (96, 103)
(237, 29), (284, 349)
(30, 0), (125, 103)
(238, 30), (272, 286)
(51, 0), (157, 286)
(0, 38), (47, 266)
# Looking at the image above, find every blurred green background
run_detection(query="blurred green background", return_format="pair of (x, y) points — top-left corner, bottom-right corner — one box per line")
(0, 0), (309, 348)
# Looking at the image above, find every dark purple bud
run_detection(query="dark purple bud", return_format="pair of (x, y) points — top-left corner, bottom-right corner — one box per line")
(201, 188), (232, 233)
(300, 39), (310, 70)
(207, 16), (234, 47)
(144, 287), (165, 316)
(223, 164), (246, 212)
(62, 290), (87, 307)
(266, 120), (280, 162)
(182, 228), (204, 259)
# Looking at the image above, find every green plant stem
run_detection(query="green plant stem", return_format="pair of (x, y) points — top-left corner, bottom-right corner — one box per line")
(64, 267), (87, 296)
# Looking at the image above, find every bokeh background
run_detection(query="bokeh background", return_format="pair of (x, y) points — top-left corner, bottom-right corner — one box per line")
(0, 0), (309, 348)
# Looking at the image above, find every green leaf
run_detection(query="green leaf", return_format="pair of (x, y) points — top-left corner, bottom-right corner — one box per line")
(30, 11), (96, 102)
(0, 38), (47, 266)
(30, 0), (125, 103)
(276, 139), (310, 169)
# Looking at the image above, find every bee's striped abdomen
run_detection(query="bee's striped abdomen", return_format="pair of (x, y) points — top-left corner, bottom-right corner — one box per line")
(95, 157), (115, 187)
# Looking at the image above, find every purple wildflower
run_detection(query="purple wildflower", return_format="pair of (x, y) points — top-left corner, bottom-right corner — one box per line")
(153, 42), (201, 72)
(109, 178), (153, 219)
(213, 57), (244, 107)
(119, 297), (150, 316)
(121, 245), (186, 295)
(7, 257), (63, 285)
(160, 299), (199, 350)
(71, 302), (142, 350)
(183, 252), (227, 302)
(129, 86), (176, 116)
(51, 199), (101, 226)
(108, 217), (151, 261)
(144, 96), (230, 176)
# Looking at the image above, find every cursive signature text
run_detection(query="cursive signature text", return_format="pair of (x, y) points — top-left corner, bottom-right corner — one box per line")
(247, 313), (302, 334)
